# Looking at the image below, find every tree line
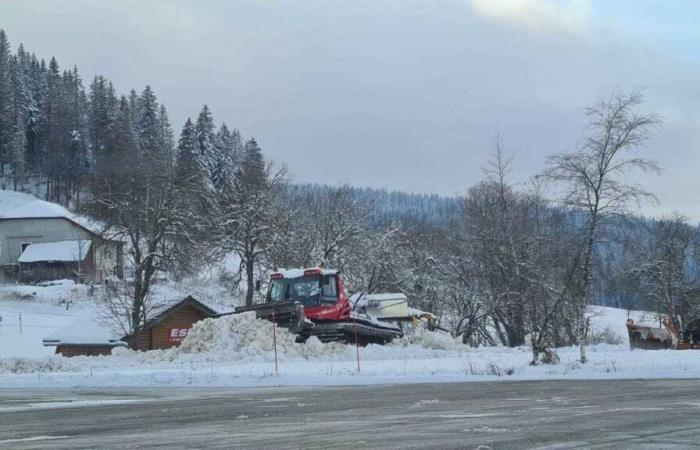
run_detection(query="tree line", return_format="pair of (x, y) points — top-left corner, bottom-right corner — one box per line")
(2, 30), (699, 362)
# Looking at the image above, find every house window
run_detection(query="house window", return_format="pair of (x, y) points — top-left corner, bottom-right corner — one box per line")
(20, 242), (31, 255)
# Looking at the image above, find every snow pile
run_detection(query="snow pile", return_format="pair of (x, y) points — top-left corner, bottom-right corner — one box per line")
(177, 312), (300, 358)
(107, 312), (347, 364)
(394, 325), (465, 351)
(0, 280), (89, 306)
(0, 356), (67, 374)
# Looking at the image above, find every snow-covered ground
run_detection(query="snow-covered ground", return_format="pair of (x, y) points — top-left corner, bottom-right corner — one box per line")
(1, 281), (694, 389)
(0, 281), (90, 358)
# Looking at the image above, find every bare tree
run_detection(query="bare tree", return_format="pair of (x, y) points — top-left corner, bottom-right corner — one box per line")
(544, 91), (660, 363)
(219, 145), (287, 306)
(88, 171), (197, 344)
(631, 214), (700, 333)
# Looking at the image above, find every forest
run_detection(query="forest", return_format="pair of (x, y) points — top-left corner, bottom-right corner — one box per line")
(2, 29), (699, 363)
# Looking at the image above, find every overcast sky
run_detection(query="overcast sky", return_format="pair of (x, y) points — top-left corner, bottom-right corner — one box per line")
(3, 0), (700, 218)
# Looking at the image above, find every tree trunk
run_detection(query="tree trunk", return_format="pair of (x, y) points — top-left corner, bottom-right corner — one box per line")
(245, 256), (255, 306)
(577, 216), (598, 364)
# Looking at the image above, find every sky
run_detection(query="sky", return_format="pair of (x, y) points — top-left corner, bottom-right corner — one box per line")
(2, 0), (700, 219)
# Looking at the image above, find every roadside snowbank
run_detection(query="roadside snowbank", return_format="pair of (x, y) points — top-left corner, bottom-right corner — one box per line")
(0, 286), (688, 389)
(3, 308), (700, 390)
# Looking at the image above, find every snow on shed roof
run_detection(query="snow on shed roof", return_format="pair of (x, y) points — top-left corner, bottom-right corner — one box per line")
(19, 240), (92, 263)
(0, 190), (110, 236)
(43, 318), (126, 347)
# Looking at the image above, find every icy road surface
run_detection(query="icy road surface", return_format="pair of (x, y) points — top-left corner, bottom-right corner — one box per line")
(1, 379), (699, 449)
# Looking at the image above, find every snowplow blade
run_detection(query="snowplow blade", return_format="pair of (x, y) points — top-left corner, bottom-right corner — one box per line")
(626, 322), (676, 350)
(235, 301), (308, 332)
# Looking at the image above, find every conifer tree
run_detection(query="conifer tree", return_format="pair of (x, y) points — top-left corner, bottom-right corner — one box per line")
(0, 30), (12, 172)
(89, 76), (118, 170)
(195, 104), (216, 175)
(158, 104), (175, 168)
(211, 123), (239, 193)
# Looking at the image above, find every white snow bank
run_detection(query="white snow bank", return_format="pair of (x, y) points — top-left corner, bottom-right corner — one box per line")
(2, 302), (698, 389)
(0, 282), (89, 305)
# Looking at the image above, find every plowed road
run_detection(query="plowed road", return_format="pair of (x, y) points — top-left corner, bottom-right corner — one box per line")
(1, 379), (699, 449)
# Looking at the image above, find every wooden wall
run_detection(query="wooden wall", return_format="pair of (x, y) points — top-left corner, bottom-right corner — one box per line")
(55, 344), (115, 357)
(133, 304), (211, 351)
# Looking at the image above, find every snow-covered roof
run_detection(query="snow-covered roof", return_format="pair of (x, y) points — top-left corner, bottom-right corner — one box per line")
(274, 268), (338, 278)
(365, 293), (408, 302)
(43, 318), (126, 347)
(19, 240), (92, 263)
(0, 190), (110, 236)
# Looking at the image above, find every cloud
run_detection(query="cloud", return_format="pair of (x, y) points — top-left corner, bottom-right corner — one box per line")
(469, 0), (594, 35)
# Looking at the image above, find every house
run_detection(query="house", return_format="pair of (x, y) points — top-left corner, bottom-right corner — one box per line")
(42, 318), (127, 357)
(0, 190), (123, 283)
(127, 296), (217, 351)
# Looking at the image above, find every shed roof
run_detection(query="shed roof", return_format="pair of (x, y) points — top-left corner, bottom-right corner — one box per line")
(19, 240), (92, 263)
(43, 318), (126, 347)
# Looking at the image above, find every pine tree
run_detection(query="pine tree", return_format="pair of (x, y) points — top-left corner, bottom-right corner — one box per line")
(62, 66), (89, 205)
(127, 88), (141, 153)
(240, 137), (265, 188)
(0, 30), (12, 173)
(25, 54), (45, 175)
(158, 104), (175, 169)
(8, 53), (29, 189)
(42, 57), (64, 201)
(195, 104), (216, 175)
(89, 76), (118, 170)
(211, 123), (238, 193)
(138, 85), (170, 170)
(176, 118), (205, 183)
(100, 96), (137, 181)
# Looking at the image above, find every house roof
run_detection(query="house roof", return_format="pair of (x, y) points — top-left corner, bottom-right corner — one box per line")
(133, 295), (218, 335)
(19, 240), (92, 263)
(43, 318), (126, 347)
(0, 190), (112, 238)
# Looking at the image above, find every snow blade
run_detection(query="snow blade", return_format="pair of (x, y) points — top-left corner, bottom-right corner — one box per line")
(234, 301), (307, 333)
(626, 322), (676, 350)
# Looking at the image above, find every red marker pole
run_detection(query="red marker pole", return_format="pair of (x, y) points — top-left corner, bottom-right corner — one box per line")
(272, 311), (278, 376)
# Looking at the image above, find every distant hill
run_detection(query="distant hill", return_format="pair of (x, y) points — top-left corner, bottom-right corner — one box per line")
(289, 183), (461, 227)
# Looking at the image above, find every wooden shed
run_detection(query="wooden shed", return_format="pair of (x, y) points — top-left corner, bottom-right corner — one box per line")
(128, 296), (217, 351)
(43, 319), (127, 357)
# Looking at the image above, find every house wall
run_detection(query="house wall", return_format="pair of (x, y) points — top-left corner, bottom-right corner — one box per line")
(133, 304), (211, 351)
(0, 217), (123, 283)
(19, 258), (96, 283)
(0, 217), (92, 266)
(94, 241), (123, 281)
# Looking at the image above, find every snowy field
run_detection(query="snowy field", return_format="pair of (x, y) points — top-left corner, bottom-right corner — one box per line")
(1, 281), (697, 389)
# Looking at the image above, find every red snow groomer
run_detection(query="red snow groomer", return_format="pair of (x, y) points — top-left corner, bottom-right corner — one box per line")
(235, 268), (402, 344)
